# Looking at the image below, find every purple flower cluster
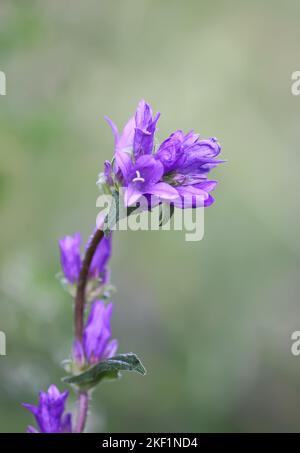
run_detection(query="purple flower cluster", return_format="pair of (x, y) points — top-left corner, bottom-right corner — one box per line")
(59, 231), (112, 285)
(24, 233), (116, 433)
(23, 385), (72, 433)
(103, 99), (222, 208)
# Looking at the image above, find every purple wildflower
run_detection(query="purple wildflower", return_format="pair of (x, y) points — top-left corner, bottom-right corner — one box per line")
(123, 155), (178, 206)
(59, 233), (81, 284)
(23, 385), (72, 433)
(133, 99), (160, 157)
(105, 99), (159, 183)
(155, 132), (222, 207)
(59, 231), (112, 284)
(105, 115), (135, 182)
(73, 300), (118, 366)
(104, 100), (222, 208)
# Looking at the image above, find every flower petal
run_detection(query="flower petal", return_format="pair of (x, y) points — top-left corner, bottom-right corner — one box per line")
(83, 301), (115, 364)
(173, 185), (208, 208)
(194, 180), (218, 192)
(123, 185), (143, 207)
(204, 194), (215, 207)
(61, 413), (72, 433)
(147, 182), (178, 200)
(72, 340), (85, 368)
(117, 116), (135, 152)
(115, 149), (133, 183)
(104, 116), (119, 147)
(27, 425), (39, 433)
(58, 233), (81, 284)
(103, 339), (119, 360)
(22, 403), (38, 416)
(133, 100), (160, 156)
(23, 386), (71, 433)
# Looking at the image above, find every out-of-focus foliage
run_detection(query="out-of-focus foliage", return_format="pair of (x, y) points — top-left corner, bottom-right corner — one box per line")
(1, 0), (300, 432)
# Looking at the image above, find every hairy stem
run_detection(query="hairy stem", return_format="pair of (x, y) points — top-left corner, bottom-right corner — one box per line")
(75, 391), (89, 433)
(74, 228), (104, 341)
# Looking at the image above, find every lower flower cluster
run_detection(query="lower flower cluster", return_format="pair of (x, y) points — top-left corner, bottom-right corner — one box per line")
(23, 233), (117, 433)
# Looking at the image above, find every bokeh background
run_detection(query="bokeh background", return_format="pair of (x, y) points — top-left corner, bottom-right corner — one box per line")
(1, 0), (300, 433)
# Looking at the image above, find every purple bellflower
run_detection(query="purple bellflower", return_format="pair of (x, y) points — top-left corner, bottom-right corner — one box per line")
(73, 300), (118, 368)
(59, 232), (112, 284)
(23, 385), (72, 433)
(103, 99), (223, 207)
(123, 155), (178, 207)
(59, 233), (81, 284)
(133, 99), (160, 157)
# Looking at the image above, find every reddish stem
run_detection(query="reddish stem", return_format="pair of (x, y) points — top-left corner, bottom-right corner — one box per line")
(74, 228), (104, 341)
(75, 391), (89, 433)
(73, 227), (104, 433)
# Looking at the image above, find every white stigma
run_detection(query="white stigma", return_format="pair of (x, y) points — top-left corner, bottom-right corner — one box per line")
(132, 170), (145, 183)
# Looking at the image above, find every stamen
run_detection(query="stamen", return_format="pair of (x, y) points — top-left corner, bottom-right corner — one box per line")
(132, 170), (145, 183)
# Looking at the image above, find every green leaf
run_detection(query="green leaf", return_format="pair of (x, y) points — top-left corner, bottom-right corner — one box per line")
(62, 353), (146, 390)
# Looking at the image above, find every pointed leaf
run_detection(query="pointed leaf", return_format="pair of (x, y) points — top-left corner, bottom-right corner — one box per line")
(62, 353), (146, 390)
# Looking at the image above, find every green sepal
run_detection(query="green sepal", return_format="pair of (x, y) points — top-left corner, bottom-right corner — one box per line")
(103, 190), (139, 236)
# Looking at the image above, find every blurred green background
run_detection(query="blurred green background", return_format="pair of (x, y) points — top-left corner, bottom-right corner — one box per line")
(1, 0), (300, 433)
